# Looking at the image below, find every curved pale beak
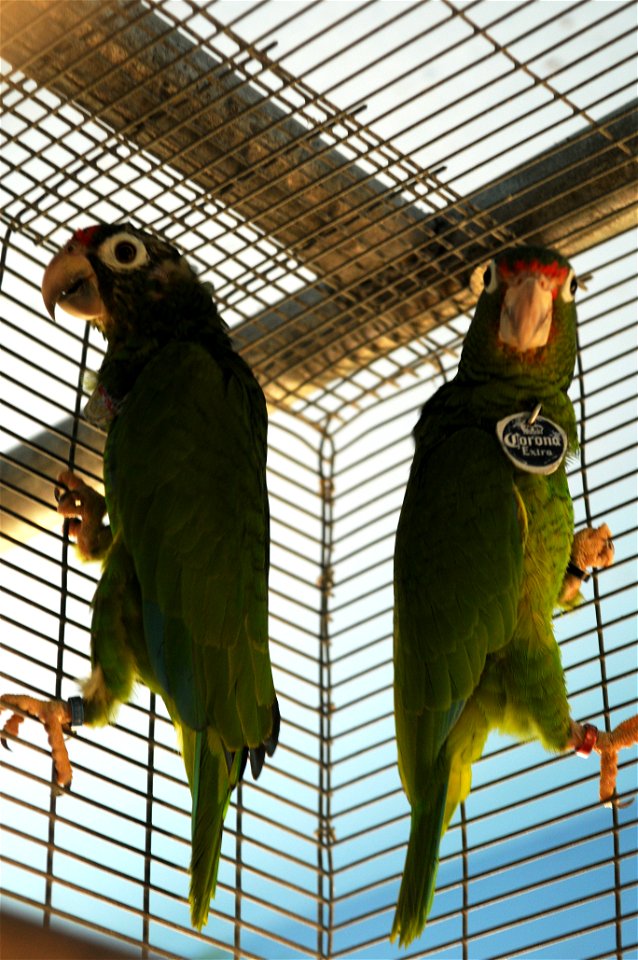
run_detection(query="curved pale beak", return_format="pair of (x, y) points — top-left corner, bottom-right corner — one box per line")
(41, 243), (104, 322)
(499, 275), (553, 352)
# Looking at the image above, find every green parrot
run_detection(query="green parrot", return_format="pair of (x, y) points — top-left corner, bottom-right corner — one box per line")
(391, 246), (612, 946)
(6, 222), (279, 929)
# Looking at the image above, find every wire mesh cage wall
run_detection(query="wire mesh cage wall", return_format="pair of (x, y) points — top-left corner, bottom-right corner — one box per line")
(1, 2), (636, 958)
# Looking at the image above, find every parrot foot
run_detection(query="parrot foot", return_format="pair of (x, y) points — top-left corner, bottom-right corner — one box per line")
(570, 715), (638, 807)
(0, 694), (75, 789)
(560, 524), (615, 605)
(55, 470), (112, 561)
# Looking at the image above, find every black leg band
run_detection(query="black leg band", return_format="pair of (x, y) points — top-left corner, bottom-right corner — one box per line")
(566, 561), (589, 582)
(67, 696), (84, 726)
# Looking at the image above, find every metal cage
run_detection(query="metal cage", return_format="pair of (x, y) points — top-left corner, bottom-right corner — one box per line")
(1, 2), (636, 958)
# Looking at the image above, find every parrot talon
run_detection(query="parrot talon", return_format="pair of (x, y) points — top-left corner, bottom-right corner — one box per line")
(0, 695), (74, 787)
(594, 714), (638, 806)
(1, 709), (24, 752)
(559, 524), (615, 606)
(607, 793), (633, 810)
(55, 471), (111, 561)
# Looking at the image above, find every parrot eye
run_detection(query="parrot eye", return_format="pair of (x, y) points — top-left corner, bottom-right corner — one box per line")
(114, 241), (137, 263)
(560, 268), (577, 303)
(98, 232), (149, 271)
(482, 260), (499, 294)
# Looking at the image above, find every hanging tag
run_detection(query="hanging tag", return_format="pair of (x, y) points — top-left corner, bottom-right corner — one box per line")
(496, 411), (567, 475)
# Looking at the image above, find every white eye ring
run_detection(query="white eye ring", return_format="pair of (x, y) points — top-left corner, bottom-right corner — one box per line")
(98, 232), (149, 271)
(482, 259), (499, 294)
(559, 268), (578, 303)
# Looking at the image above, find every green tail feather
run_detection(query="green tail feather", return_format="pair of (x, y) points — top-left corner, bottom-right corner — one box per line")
(188, 731), (239, 930)
(391, 770), (449, 947)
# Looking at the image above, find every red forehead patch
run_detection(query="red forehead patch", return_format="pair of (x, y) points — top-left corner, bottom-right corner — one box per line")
(72, 226), (100, 247)
(499, 258), (569, 283)
(498, 258), (569, 298)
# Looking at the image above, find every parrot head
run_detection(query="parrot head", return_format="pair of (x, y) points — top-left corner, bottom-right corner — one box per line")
(41, 222), (216, 345)
(459, 245), (578, 390)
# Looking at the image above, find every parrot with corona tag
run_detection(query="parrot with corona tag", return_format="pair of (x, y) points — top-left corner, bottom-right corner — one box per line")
(1, 222), (280, 929)
(390, 246), (615, 946)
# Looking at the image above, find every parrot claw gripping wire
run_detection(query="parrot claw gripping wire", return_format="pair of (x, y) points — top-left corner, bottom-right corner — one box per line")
(0, 695), (83, 789)
(54, 478), (82, 517)
(571, 716), (638, 807)
(55, 470), (112, 560)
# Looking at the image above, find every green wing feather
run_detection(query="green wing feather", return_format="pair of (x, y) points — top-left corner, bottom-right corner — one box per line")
(392, 402), (525, 945)
(106, 341), (274, 743)
(101, 340), (275, 928)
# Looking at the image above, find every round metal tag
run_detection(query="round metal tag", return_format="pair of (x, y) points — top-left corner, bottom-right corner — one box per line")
(496, 411), (567, 475)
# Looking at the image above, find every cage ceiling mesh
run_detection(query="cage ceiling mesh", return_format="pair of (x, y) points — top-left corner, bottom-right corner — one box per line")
(0, 1), (636, 958)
